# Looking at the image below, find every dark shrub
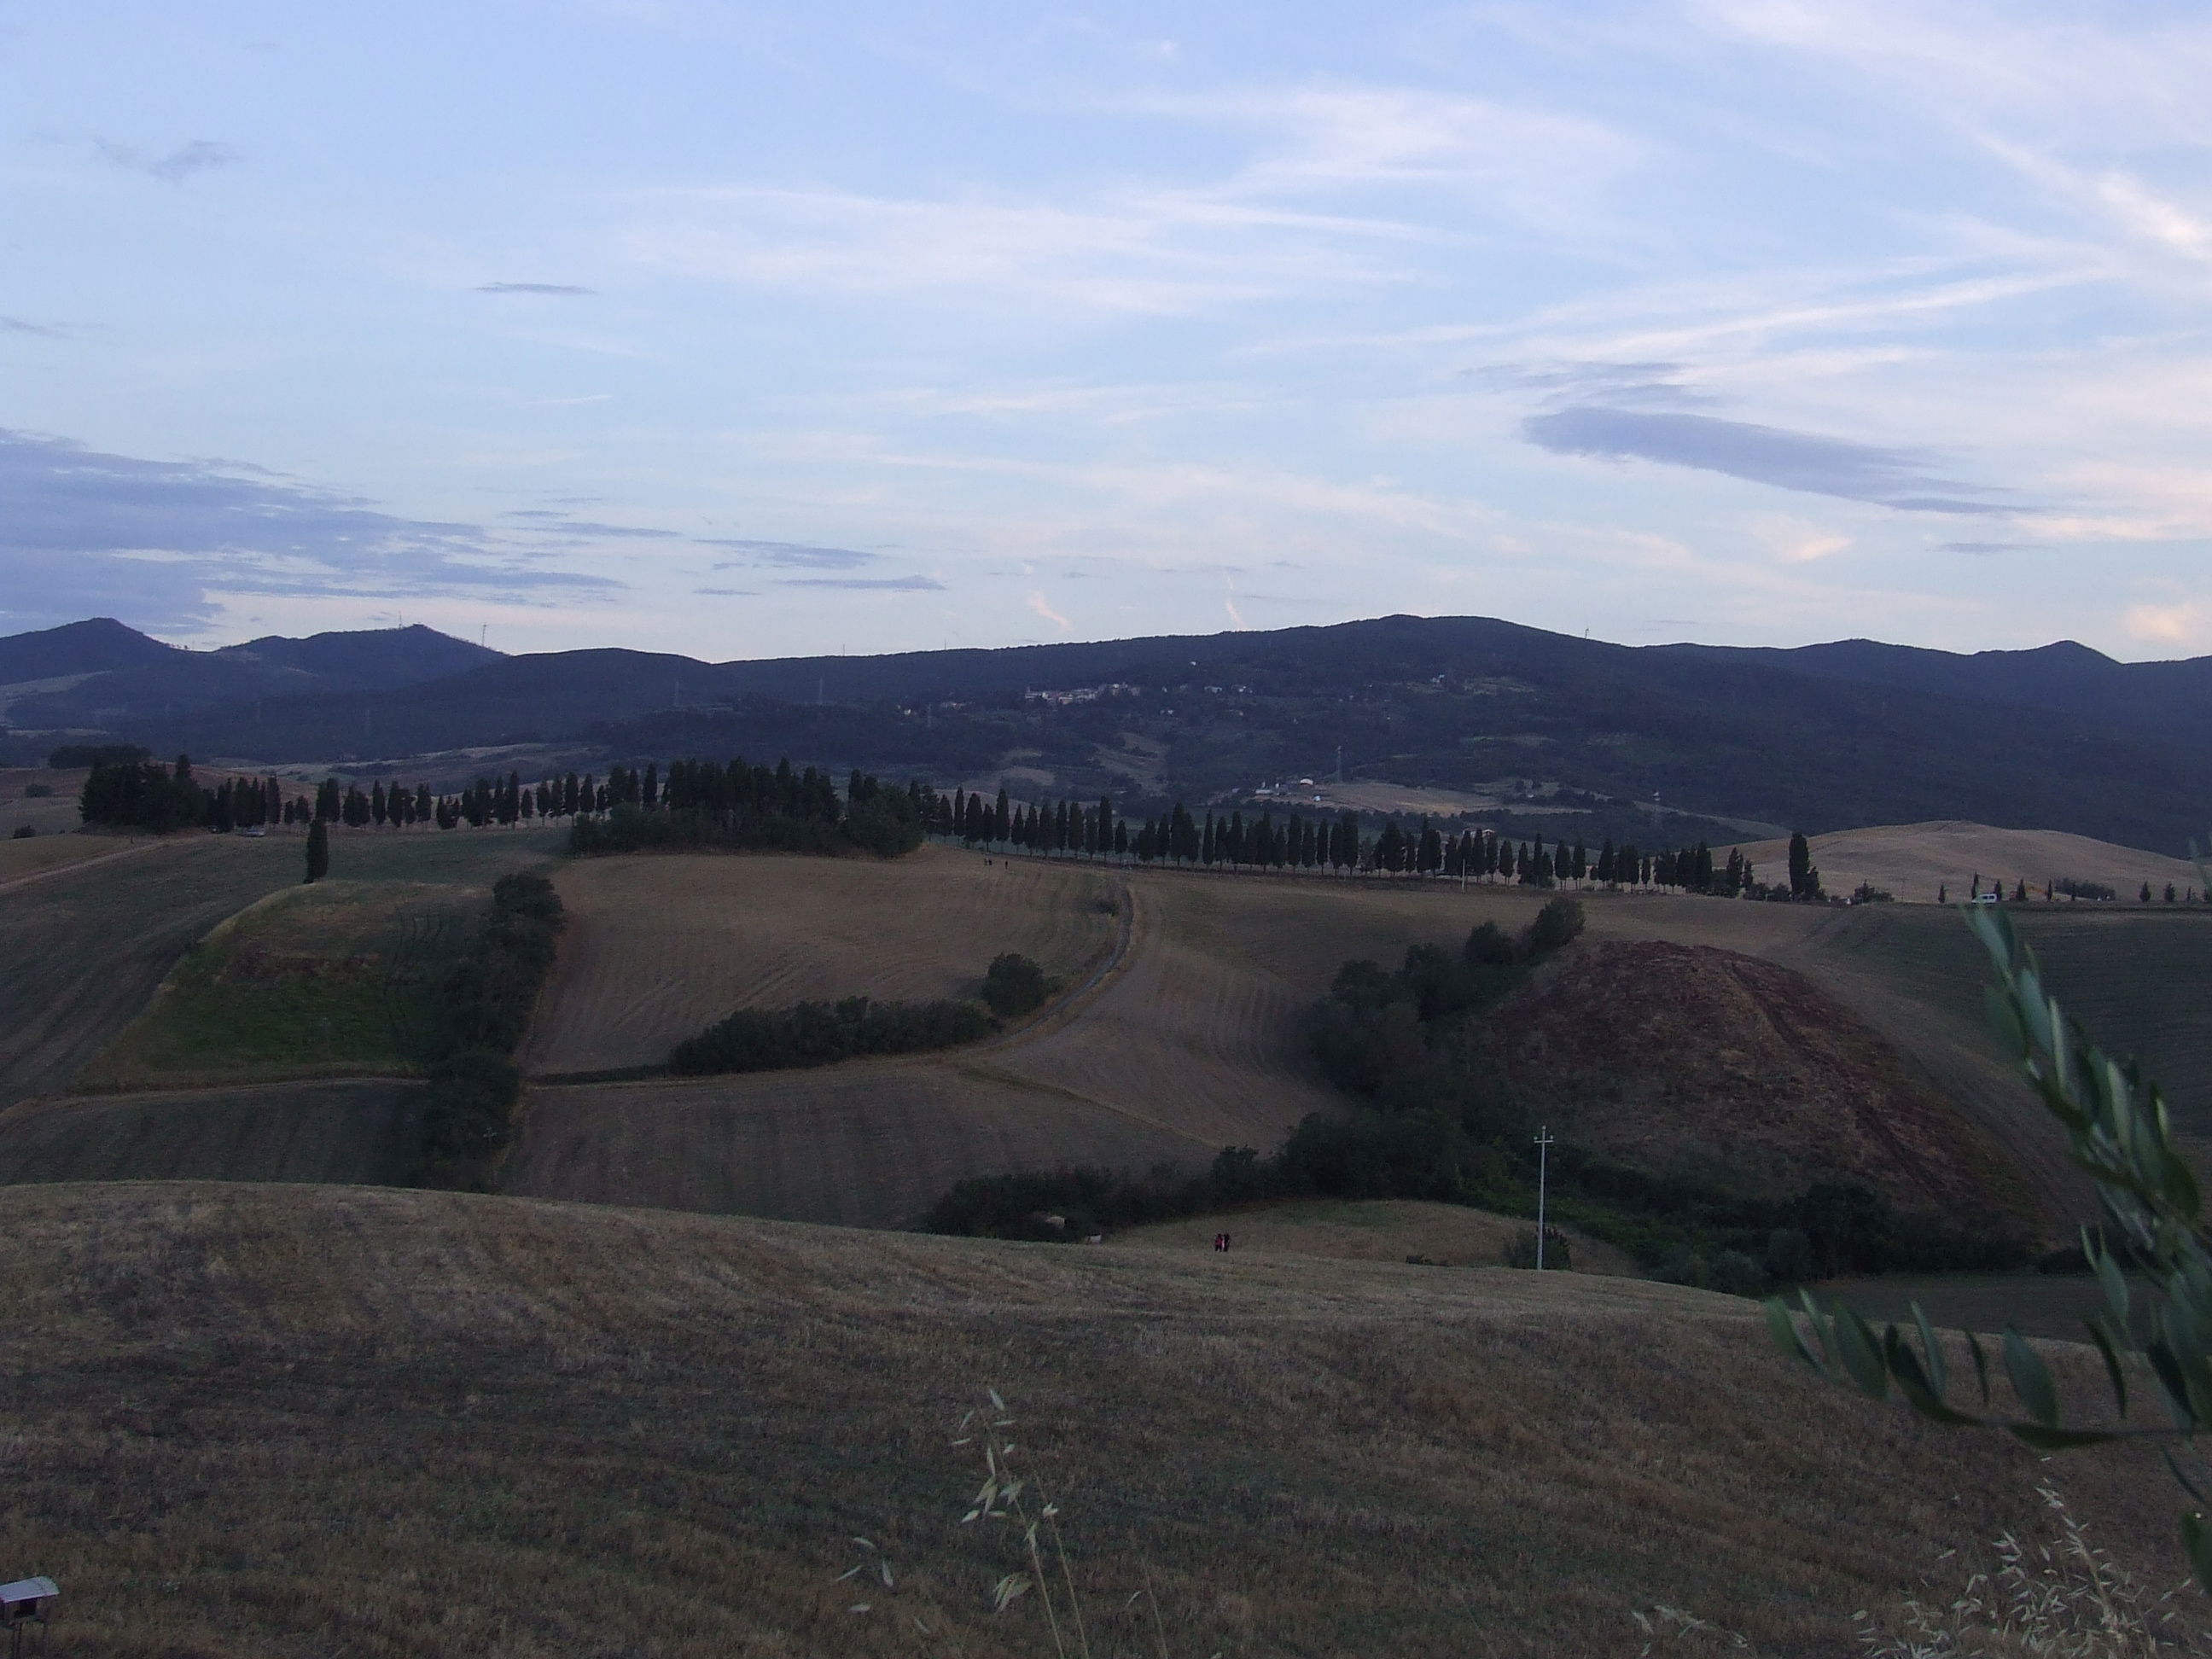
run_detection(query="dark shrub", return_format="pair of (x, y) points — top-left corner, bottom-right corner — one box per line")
(981, 952), (1051, 1017)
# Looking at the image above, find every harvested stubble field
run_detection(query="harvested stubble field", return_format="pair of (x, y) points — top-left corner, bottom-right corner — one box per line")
(1114, 1196), (1638, 1274)
(510, 863), (1364, 1220)
(506, 1062), (1204, 1228)
(504, 853), (2209, 1230)
(0, 1080), (425, 1188)
(76, 880), (480, 1091)
(0, 1181), (2189, 1658)
(522, 847), (1119, 1075)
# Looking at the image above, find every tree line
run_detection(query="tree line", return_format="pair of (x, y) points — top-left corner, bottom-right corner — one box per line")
(416, 872), (566, 1185)
(665, 952), (1053, 1077)
(567, 758), (927, 858)
(936, 782), (1814, 899)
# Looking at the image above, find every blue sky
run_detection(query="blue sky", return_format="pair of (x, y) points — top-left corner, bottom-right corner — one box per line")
(4, 2), (2209, 661)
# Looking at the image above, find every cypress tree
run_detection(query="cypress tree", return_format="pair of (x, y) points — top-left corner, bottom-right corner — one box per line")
(371, 780), (387, 826)
(995, 787), (1011, 844)
(305, 817), (329, 884)
(1788, 831), (1818, 899)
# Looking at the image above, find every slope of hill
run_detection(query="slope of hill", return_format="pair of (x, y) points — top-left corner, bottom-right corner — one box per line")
(1493, 939), (2034, 1223)
(1736, 820), (2204, 903)
(0, 1180), (2187, 1656)
(21, 610), (2205, 853)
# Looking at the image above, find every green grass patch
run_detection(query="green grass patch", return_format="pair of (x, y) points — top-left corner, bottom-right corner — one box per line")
(78, 880), (479, 1089)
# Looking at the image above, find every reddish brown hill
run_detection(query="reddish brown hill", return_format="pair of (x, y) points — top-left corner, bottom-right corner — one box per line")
(1496, 940), (2033, 1224)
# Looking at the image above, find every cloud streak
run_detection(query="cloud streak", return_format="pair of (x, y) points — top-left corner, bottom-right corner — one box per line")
(775, 574), (945, 591)
(701, 539), (881, 570)
(0, 429), (616, 633)
(96, 139), (237, 183)
(477, 282), (597, 295)
(1521, 406), (2021, 515)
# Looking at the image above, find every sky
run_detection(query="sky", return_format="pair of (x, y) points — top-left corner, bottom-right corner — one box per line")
(3, 1), (2209, 663)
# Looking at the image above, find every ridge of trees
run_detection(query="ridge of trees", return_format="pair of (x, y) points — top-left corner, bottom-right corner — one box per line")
(416, 872), (565, 1186)
(666, 951), (1049, 1075)
(567, 759), (927, 858)
(667, 996), (993, 1076)
(934, 783), (1824, 899)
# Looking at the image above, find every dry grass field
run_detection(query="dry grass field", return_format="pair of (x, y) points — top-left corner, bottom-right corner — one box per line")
(1736, 819), (2203, 904)
(1114, 1196), (1638, 1274)
(523, 847), (1118, 1075)
(0, 1181), (2193, 1658)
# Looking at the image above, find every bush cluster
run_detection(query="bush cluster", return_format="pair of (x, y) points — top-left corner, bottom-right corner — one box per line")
(417, 873), (565, 1181)
(980, 953), (1053, 1017)
(667, 995), (992, 1076)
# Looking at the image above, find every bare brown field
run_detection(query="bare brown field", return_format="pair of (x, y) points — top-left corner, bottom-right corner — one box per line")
(508, 1062), (1204, 1227)
(0, 1181), (2189, 1657)
(1115, 1196), (1639, 1274)
(1738, 818), (2203, 904)
(522, 846), (1117, 1074)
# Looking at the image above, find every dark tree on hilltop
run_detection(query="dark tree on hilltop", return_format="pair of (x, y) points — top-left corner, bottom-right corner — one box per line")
(1787, 831), (1822, 900)
(305, 818), (329, 884)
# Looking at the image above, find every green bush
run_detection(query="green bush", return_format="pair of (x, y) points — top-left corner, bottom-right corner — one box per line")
(981, 952), (1053, 1017)
(669, 996), (992, 1075)
(420, 1050), (522, 1169)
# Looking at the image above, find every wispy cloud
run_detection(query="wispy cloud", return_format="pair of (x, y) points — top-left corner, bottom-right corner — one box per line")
(503, 510), (678, 538)
(1522, 406), (2020, 515)
(0, 428), (615, 632)
(776, 574), (945, 591)
(701, 539), (879, 570)
(96, 138), (236, 183)
(0, 317), (68, 339)
(1027, 590), (1072, 631)
(476, 282), (597, 295)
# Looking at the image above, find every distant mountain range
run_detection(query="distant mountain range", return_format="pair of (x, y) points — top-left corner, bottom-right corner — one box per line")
(4, 613), (2208, 856)
(0, 617), (501, 732)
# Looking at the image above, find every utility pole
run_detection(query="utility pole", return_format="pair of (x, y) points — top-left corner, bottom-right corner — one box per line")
(1533, 1126), (1556, 1269)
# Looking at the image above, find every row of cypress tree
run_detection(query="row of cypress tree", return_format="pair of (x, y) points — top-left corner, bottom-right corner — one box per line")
(933, 783), (1789, 896)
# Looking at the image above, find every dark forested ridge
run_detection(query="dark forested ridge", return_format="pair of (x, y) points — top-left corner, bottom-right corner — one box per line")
(11, 613), (2212, 854)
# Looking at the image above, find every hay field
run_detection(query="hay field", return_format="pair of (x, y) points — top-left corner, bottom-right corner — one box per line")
(1114, 1196), (1638, 1274)
(1737, 819), (2203, 903)
(0, 1181), (2188, 1657)
(76, 880), (479, 1090)
(522, 846), (1117, 1074)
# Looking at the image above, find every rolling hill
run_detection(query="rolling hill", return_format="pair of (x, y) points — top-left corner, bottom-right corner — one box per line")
(0, 1179), (2189, 1656)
